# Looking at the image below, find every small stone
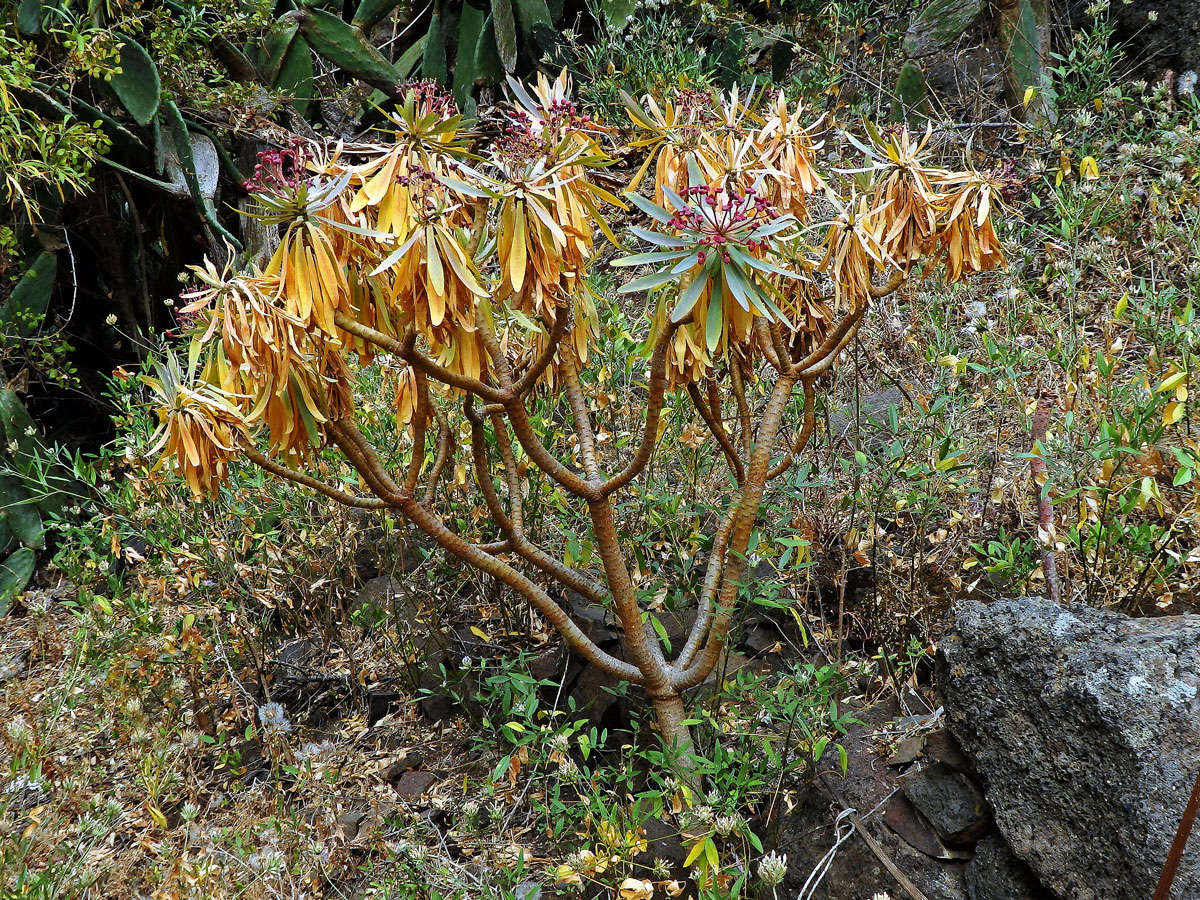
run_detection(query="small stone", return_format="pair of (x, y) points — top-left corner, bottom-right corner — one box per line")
(392, 770), (438, 802)
(900, 761), (992, 845)
(382, 751), (425, 786)
(337, 809), (367, 839)
(887, 734), (926, 767)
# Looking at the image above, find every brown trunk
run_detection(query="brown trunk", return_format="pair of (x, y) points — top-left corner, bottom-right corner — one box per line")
(651, 692), (699, 785)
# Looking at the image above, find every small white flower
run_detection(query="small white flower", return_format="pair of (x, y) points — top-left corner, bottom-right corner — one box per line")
(5, 716), (32, 744)
(757, 850), (788, 887)
(715, 813), (743, 837)
(257, 702), (293, 737)
(965, 300), (988, 322)
(181, 801), (200, 821)
(1146, 9), (1157, 22)
(1180, 71), (1198, 96)
(23, 425), (35, 436)
(105, 314), (118, 326)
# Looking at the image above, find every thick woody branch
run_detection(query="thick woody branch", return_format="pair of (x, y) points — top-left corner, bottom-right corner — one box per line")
(421, 416), (454, 506)
(465, 399), (516, 535)
(672, 371), (799, 690)
(687, 382), (745, 485)
(675, 503), (738, 670)
(504, 394), (596, 497)
(766, 319), (792, 375)
(488, 412), (526, 534)
(563, 354), (603, 480)
(870, 268), (907, 298)
(600, 319), (680, 497)
(465, 398), (608, 605)
(752, 317), (783, 372)
(728, 366), (752, 457)
(244, 448), (388, 509)
(330, 416), (632, 679)
(474, 302), (516, 386)
(406, 368), (431, 495)
(789, 308), (864, 377)
(400, 494), (639, 681)
(589, 497), (673, 697)
(334, 311), (507, 402)
(766, 379), (817, 481)
(327, 418), (407, 502)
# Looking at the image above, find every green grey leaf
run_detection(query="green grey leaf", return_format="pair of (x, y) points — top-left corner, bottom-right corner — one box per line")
(110, 37), (161, 125)
(474, 14), (503, 82)
(17, 0), (42, 34)
(276, 36), (314, 115)
(491, 0), (518, 73)
(422, 1), (448, 83)
(452, 0), (488, 109)
(0, 547), (35, 610)
(1, 251), (55, 338)
(300, 8), (404, 95)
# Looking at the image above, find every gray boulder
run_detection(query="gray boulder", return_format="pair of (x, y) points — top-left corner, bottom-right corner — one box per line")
(903, 0), (988, 59)
(964, 832), (1052, 900)
(939, 597), (1200, 900)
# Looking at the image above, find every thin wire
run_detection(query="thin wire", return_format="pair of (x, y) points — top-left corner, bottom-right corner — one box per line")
(796, 806), (856, 900)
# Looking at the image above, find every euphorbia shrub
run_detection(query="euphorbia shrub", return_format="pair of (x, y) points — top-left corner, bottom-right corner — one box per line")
(144, 75), (1004, 772)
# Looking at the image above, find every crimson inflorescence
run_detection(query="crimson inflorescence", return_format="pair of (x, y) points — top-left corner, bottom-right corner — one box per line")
(243, 139), (313, 196)
(396, 80), (458, 117)
(990, 158), (1030, 205)
(674, 87), (719, 126)
(667, 184), (780, 260)
(495, 99), (598, 161)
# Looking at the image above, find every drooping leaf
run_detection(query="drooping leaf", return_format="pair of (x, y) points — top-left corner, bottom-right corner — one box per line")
(617, 270), (678, 294)
(671, 270), (710, 323)
(110, 38), (161, 125)
(705, 279), (724, 351)
(625, 193), (674, 224)
(610, 250), (690, 267)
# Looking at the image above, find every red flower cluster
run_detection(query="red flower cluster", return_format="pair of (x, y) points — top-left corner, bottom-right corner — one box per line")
(396, 79), (458, 117)
(243, 140), (313, 196)
(668, 184), (781, 264)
